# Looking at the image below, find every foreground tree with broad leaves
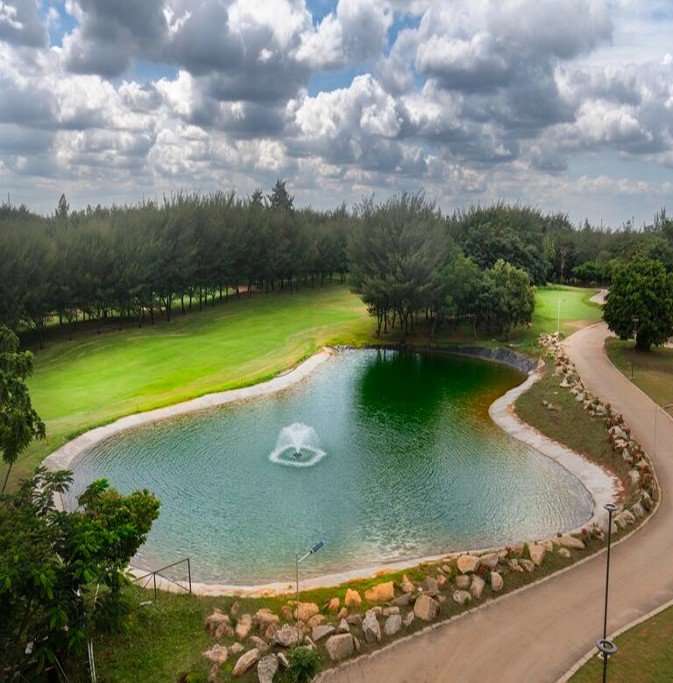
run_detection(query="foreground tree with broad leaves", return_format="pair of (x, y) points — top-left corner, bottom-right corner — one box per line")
(603, 257), (673, 351)
(0, 326), (45, 493)
(0, 468), (160, 680)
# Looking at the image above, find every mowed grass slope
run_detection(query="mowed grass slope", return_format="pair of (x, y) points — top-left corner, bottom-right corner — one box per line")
(509, 285), (601, 348)
(20, 286), (370, 481)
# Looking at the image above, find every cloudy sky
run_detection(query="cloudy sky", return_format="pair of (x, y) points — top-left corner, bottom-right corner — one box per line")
(1, 0), (672, 226)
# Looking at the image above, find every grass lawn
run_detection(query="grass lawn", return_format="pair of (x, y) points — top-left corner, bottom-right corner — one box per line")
(507, 285), (602, 352)
(604, 338), (673, 407)
(569, 603), (673, 683)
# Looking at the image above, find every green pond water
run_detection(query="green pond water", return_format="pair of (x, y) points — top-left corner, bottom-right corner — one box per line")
(65, 349), (593, 584)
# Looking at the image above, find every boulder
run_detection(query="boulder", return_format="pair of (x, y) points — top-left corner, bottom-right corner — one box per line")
(264, 623), (278, 640)
(327, 597), (340, 613)
(403, 611), (415, 627)
(257, 655), (278, 683)
(235, 614), (253, 640)
(277, 652), (289, 670)
(254, 609), (279, 631)
(249, 636), (269, 654)
(208, 663), (219, 683)
(232, 649), (260, 678)
(555, 535), (585, 550)
(441, 564), (452, 574)
(338, 619), (350, 633)
(214, 621), (234, 640)
(337, 607), (348, 620)
(279, 605), (293, 622)
(457, 554), (480, 574)
(455, 575), (470, 590)
(392, 594), (414, 607)
(382, 606), (400, 616)
(436, 575), (448, 590)
(414, 594), (439, 622)
(628, 469), (641, 487)
(641, 490), (654, 511)
(202, 644), (228, 665)
(558, 547), (571, 559)
(632, 502), (645, 518)
(325, 634), (354, 662)
(205, 609), (230, 636)
(312, 625), (336, 642)
(400, 575), (415, 594)
(480, 553), (499, 570)
(621, 509), (636, 525)
(520, 559), (535, 573)
(308, 614), (326, 629)
(295, 602), (319, 621)
(272, 624), (300, 648)
(344, 589), (362, 608)
(529, 543), (546, 567)
(423, 576), (439, 594)
(453, 590), (471, 606)
(470, 575), (485, 599)
(384, 614), (402, 637)
(230, 643), (244, 655)
(230, 601), (240, 616)
(491, 572), (504, 592)
(362, 610), (381, 643)
(508, 559), (523, 573)
(345, 614), (363, 626)
(364, 581), (395, 603)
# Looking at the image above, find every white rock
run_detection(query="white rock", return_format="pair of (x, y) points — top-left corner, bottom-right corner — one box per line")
(384, 614), (402, 637)
(470, 575), (485, 599)
(325, 634), (354, 662)
(491, 572), (504, 592)
(257, 655), (278, 683)
(232, 649), (260, 678)
(413, 594), (439, 621)
(362, 610), (381, 643)
(453, 590), (471, 606)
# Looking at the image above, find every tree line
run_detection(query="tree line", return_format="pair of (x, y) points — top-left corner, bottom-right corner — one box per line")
(1, 184), (672, 346)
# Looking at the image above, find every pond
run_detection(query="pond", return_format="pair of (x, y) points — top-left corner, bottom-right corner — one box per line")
(64, 349), (593, 584)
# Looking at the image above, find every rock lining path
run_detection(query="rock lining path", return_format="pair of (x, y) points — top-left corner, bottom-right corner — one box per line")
(319, 322), (673, 683)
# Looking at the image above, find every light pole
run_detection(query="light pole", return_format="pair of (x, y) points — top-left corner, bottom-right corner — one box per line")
(599, 502), (618, 683)
(556, 298), (566, 334)
(630, 317), (639, 381)
(654, 403), (673, 460)
(296, 540), (325, 643)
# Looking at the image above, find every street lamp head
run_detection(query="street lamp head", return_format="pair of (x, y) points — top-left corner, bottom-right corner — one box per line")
(604, 503), (618, 514)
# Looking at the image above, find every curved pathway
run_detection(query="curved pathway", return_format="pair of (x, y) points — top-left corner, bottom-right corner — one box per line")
(320, 323), (673, 683)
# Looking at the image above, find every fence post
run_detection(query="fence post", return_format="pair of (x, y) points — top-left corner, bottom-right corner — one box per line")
(153, 573), (157, 602)
(187, 558), (192, 595)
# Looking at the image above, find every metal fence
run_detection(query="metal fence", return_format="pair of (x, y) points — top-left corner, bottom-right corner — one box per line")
(131, 558), (192, 601)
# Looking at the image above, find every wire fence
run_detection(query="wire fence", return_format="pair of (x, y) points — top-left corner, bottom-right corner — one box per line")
(130, 558), (192, 602)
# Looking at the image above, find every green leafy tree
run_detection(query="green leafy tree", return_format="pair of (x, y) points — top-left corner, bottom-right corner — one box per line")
(0, 327), (45, 493)
(480, 259), (536, 336)
(0, 467), (160, 678)
(603, 257), (673, 350)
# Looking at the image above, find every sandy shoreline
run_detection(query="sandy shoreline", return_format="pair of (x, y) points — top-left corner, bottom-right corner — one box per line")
(43, 346), (620, 597)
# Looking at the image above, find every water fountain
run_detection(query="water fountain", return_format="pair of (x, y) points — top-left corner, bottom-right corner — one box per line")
(269, 422), (326, 467)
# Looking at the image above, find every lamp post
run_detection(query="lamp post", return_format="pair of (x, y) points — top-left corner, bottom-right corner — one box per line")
(599, 503), (618, 683)
(630, 317), (639, 381)
(557, 298), (566, 335)
(296, 540), (325, 643)
(654, 403), (673, 460)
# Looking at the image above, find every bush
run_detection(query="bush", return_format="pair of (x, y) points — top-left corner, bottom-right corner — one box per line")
(288, 646), (320, 683)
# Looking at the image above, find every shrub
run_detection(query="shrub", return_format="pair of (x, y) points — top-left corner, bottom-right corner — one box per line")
(288, 646), (321, 683)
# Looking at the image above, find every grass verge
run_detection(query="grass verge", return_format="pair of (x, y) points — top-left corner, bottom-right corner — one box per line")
(569, 602), (673, 682)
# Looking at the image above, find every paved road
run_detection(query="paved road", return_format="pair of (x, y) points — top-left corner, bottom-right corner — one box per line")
(319, 323), (673, 683)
